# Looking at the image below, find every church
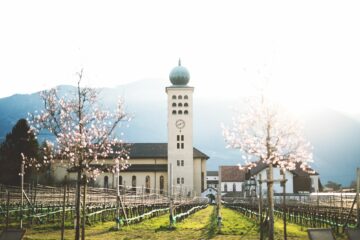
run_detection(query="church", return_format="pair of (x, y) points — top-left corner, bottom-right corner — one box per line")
(52, 61), (209, 197)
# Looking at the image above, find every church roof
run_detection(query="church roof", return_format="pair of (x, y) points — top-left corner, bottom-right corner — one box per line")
(220, 166), (246, 182)
(249, 161), (318, 176)
(127, 143), (209, 159)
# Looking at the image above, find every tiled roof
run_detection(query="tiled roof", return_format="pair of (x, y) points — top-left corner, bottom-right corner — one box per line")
(126, 143), (209, 159)
(220, 166), (246, 182)
(249, 161), (318, 177)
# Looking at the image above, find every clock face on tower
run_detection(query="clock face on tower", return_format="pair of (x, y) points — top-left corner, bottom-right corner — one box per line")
(175, 119), (185, 129)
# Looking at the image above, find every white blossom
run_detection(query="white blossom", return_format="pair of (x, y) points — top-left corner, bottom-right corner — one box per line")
(222, 96), (313, 171)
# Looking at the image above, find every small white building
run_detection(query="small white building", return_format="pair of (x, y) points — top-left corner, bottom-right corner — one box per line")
(201, 187), (217, 203)
(206, 171), (219, 189)
(220, 166), (245, 196)
(248, 162), (320, 195)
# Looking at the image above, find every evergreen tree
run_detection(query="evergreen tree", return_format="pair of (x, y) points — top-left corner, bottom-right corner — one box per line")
(0, 118), (39, 185)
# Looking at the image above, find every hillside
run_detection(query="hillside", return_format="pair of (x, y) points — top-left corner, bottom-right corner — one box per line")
(0, 79), (359, 185)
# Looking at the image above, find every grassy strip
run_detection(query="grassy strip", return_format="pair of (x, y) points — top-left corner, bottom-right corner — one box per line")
(205, 205), (218, 239)
(23, 206), (215, 240)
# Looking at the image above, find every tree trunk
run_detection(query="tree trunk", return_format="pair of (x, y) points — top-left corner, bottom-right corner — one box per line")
(75, 170), (81, 240)
(267, 164), (274, 240)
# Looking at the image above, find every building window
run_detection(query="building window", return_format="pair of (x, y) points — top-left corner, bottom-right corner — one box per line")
(160, 176), (164, 194)
(177, 177), (180, 184)
(177, 160), (180, 166)
(119, 176), (123, 186)
(145, 176), (150, 193)
(172, 95), (176, 99)
(178, 110), (183, 114)
(178, 95), (182, 99)
(177, 135), (184, 149)
(181, 160), (184, 166)
(224, 184), (228, 192)
(132, 175), (136, 192)
(184, 110), (188, 115)
(184, 103), (188, 107)
(184, 95), (188, 99)
(178, 103), (183, 107)
(104, 176), (109, 189)
(172, 102), (176, 107)
(233, 183), (236, 192)
(181, 177), (184, 184)
(172, 110), (177, 115)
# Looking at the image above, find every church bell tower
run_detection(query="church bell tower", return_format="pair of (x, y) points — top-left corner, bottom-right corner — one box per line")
(166, 59), (194, 196)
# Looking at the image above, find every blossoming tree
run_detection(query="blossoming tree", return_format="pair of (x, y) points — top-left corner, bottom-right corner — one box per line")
(222, 96), (313, 240)
(28, 70), (130, 240)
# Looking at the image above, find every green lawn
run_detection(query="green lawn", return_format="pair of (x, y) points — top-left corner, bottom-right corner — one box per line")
(12, 205), (348, 239)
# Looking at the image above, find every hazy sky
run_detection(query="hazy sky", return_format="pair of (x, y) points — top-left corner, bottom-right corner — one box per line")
(1, 0), (360, 115)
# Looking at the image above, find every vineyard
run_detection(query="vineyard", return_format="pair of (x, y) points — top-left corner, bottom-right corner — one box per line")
(0, 182), (359, 239)
(0, 183), (207, 231)
(224, 193), (359, 235)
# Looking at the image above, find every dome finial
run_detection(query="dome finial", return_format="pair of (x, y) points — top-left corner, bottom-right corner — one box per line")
(169, 59), (190, 85)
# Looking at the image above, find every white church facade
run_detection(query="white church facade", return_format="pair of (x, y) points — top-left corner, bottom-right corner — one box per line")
(51, 61), (209, 197)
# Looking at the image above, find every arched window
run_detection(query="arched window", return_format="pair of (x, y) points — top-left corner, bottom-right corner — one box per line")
(119, 176), (123, 187)
(132, 175), (136, 192)
(178, 110), (183, 115)
(172, 95), (176, 100)
(224, 184), (228, 192)
(104, 176), (109, 189)
(184, 103), (188, 107)
(233, 183), (236, 192)
(184, 95), (188, 99)
(172, 110), (177, 115)
(172, 102), (176, 107)
(184, 110), (188, 115)
(178, 95), (182, 99)
(145, 176), (150, 193)
(160, 176), (164, 194)
(178, 103), (183, 107)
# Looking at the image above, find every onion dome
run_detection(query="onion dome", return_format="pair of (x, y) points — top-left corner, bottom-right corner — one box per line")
(169, 59), (190, 86)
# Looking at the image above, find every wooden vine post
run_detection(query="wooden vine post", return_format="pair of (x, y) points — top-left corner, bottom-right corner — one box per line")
(20, 162), (24, 229)
(282, 172), (287, 240)
(169, 163), (174, 227)
(61, 176), (67, 240)
(357, 167), (360, 228)
(258, 174), (264, 240)
(217, 166), (222, 232)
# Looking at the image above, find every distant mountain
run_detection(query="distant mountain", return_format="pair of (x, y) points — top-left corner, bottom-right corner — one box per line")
(0, 79), (359, 186)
